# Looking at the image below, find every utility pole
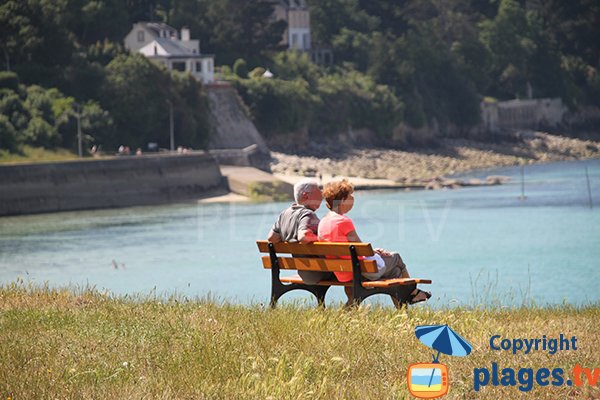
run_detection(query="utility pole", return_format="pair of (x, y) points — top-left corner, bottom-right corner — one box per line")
(75, 103), (83, 158)
(168, 100), (174, 151)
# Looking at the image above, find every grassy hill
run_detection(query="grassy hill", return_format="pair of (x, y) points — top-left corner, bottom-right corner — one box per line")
(0, 284), (598, 399)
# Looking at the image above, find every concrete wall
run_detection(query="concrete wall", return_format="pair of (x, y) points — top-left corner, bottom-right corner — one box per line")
(206, 85), (269, 154)
(481, 98), (567, 132)
(0, 152), (226, 216)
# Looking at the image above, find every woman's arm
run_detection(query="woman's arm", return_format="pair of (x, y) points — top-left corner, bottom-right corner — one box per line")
(346, 230), (362, 242)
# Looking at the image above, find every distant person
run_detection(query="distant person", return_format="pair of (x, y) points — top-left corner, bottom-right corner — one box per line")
(135, 148), (143, 156)
(267, 178), (334, 284)
(318, 179), (431, 304)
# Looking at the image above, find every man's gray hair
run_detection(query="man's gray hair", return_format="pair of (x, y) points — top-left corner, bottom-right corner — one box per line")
(293, 178), (319, 203)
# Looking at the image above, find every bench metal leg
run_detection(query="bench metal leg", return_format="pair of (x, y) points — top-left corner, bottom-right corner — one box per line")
(346, 283), (417, 309)
(270, 281), (331, 308)
(268, 242), (333, 308)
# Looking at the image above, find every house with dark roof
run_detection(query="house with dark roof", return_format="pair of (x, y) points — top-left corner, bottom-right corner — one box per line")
(124, 22), (214, 84)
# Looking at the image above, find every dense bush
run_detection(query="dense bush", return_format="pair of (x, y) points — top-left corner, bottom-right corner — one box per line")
(99, 54), (211, 151)
(233, 76), (317, 137)
(229, 62), (402, 139)
(0, 79), (115, 152)
(0, 72), (19, 91)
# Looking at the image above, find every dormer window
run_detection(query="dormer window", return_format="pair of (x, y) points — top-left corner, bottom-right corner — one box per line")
(137, 31), (145, 42)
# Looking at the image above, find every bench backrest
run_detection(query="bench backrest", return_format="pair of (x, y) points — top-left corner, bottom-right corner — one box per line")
(256, 240), (378, 273)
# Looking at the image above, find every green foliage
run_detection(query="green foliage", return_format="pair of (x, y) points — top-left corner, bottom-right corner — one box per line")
(271, 52), (322, 87)
(234, 76), (317, 137)
(0, 71), (19, 91)
(169, 0), (286, 66)
(0, 145), (78, 163)
(247, 181), (293, 202)
(86, 40), (126, 66)
(307, 0), (599, 132)
(99, 54), (211, 151)
(248, 67), (266, 79)
(313, 70), (402, 138)
(0, 114), (18, 152)
(170, 71), (212, 149)
(232, 63), (402, 139)
(1, 0), (598, 149)
(0, 80), (115, 152)
(101, 54), (171, 148)
(0, 89), (30, 133)
(23, 117), (59, 147)
(233, 58), (248, 78)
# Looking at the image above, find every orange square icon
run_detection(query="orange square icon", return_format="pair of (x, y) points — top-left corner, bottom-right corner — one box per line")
(407, 362), (449, 399)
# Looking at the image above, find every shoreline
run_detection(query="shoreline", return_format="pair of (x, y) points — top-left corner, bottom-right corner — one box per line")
(205, 131), (600, 203)
(269, 132), (600, 183)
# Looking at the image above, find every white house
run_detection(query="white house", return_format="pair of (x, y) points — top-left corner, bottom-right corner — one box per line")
(124, 22), (214, 84)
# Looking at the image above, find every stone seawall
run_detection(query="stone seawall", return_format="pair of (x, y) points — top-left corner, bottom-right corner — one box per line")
(0, 152), (226, 216)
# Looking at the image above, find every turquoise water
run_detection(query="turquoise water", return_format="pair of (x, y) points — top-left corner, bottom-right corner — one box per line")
(1, 159), (599, 307)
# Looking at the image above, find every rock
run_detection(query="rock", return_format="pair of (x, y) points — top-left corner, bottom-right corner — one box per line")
(486, 175), (509, 185)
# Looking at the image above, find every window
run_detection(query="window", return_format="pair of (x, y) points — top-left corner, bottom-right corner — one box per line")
(302, 33), (309, 49)
(196, 62), (202, 72)
(137, 31), (145, 42)
(172, 61), (186, 72)
(291, 33), (298, 48)
(208, 60), (213, 72)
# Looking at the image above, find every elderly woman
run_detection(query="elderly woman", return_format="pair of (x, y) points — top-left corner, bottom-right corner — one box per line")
(317, 179), (431, 304)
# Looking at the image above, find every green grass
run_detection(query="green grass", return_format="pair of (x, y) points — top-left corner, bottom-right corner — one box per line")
(247, 181), (293, 202)
(0, 283), (598, 399)
(0, 145), (79, 164)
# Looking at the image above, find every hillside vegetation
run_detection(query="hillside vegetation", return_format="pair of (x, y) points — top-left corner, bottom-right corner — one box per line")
(1, 0), (598, 155)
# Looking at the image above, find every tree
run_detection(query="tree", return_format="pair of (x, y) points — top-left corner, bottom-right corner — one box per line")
(271, 51), (321, 86)
(479, 0), (535, 98)
(100, 54), (210, 151)
(170, 0), (286, 67)
(101, 54), (171, 149)
(64, 0), (130, 45)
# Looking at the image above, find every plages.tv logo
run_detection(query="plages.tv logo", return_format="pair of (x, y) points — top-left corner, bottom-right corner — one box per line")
(407, 324), (473, 399)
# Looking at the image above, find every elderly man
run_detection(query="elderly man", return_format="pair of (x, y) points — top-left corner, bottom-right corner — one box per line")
(267, 178), (334, 284)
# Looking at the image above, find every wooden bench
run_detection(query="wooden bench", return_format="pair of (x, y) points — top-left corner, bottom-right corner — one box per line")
(257, 240), (432, 308)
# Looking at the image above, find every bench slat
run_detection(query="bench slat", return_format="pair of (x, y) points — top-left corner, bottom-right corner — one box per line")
(279, 275), (432, 288)
(362, 278), (432, 288)
(261, 256), (378, 273)
(257, 240), (374, 257)
(280, 275), (351, 287)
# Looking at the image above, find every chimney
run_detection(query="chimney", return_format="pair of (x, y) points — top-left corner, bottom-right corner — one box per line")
(181, 27), (190, 41)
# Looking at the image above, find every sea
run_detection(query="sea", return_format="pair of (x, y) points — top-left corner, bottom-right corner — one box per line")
(1, 159), (598, 308)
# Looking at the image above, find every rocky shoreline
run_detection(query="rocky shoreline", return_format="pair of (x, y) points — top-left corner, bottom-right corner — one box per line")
(270, 131), (600, 186)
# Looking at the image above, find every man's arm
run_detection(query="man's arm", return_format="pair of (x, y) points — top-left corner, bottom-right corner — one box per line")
(297, 212), (319, 244)
(298, 229), (318, 244)
(267, 229), (282, 243)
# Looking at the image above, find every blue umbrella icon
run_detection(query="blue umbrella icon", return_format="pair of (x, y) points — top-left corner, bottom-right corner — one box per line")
(415, 324), (473, 387)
